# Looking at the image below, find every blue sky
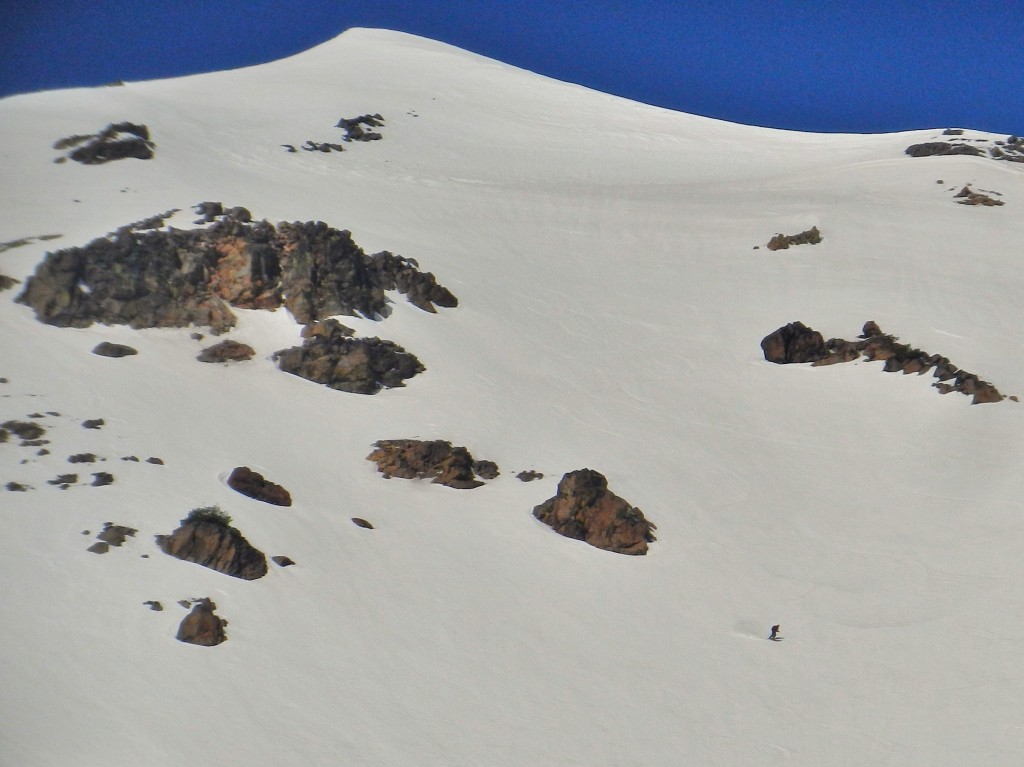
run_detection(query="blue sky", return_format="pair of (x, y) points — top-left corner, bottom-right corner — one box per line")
(2, 1), (1021, 134)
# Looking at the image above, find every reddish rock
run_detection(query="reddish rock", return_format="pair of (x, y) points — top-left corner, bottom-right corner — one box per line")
(176, 598), (227, 646)
(532, 469), (656, 555)
(367, 439), (497, 489)
(197, 340), (256, 363)
(760, 322), (826, 364)
(227, 466), (292, 506)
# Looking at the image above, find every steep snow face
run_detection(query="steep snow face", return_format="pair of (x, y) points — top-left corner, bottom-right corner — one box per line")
(3, 28), (1024, 767)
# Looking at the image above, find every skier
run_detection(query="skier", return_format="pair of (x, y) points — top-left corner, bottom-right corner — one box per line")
(769, 624), (780, 641)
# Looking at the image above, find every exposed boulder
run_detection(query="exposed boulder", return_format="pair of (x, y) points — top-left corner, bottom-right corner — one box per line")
(0, 274), (19, 291)
(272, 555), (295, 567)
(176, 598), (228, 646)
(760, 321), (827, 364)
(226, 466), (292, 507)
(337, 114), (385, 142)
(96, 522), (136, 546)
(532, 469), (656, 555)
(91, 472), (114, 487)
(92, 342), (138, 357)
(367, 439), (498, 489)
(517, 470), (544, 482)
(905, 142), (984, 158)
(157, 516), (268, 580)
(953, 185), (1005, 206)
(16, 205), (456, 332)
(2, 420), (46, 443)
(54, 122), (155, 164)
(766, 226), (822, 251)
(197, 340), (255, 363)
(351, 517), (374, 529)
(274, 319), (424, 394)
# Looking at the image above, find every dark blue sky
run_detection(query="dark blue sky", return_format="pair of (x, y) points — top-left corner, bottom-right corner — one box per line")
(2, 1), (1021, 134)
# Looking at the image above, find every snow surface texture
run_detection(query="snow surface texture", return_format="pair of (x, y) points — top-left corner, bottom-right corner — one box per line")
(2, 28), (1024, 767)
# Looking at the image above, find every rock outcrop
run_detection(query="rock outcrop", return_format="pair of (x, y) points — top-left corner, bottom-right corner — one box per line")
(367, 439), (499, 489)
(760, 321), (826, 364)
(766, 226), (822, 251)
(532, 469), (656, 555)
(17, 204), (456, 332)
(953, 185), (1005, 206)
(54, 122), (155, 164)
(337, 114), (385, 142)
(226, 466), (292, 507)
(176, 598), (228, 646)
(92, 342), (138, 357)
(157, 518), (268, 580)
(275, 320), (424, 394)
(197, 340), (255, 363)
(764, 320), (1007, 404)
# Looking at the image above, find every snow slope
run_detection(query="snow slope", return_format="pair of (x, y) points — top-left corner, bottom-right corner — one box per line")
(2, 28), (1024, 766)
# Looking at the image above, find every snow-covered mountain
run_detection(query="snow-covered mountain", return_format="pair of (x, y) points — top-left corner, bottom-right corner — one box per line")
(2, 28), (1024, 766)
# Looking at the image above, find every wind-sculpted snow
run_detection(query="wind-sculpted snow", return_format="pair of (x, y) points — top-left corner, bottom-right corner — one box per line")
(16, 203), (457, 332)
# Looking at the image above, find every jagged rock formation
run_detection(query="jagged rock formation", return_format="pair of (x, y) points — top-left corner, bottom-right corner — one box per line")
(906, 134), (1024, 163)
(197, 340), (255, 363)
(275, 319), (424, 394)
(367, 439), (499, 489)
(17, 204), (457, 332)
(92, 342), (138, 357)
(532, 469), (656, 555)
(176, 598), (228, 646)
(766, 226), (822, 251)
(157, 518), (268, 580)
(760, 321), (826, 364)
(337, 114), (385, 141)
(764, 320), (1006, 404)
(953, 185), (1004, 206)
(53, 122), (155, 164)
(226, 466), (292, 506)
(87, 522), (136, 551)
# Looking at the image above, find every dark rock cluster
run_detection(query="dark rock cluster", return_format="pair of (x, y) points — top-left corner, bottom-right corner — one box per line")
(906, 134), (1024, 164)
(157, 517), (268, 580)
(762, 320), (1007, 404)
(532, 469), (656, 555)
(86, 522), (137, 553)
(53, 122), (155, 164)
(275, 319), (424, 394)
(367, 439), (499, 489)
(337, 114), (385, 142)
(766, 226), (822, 251)
(226, 466), (292, 506)
(16, 204), (457, 333)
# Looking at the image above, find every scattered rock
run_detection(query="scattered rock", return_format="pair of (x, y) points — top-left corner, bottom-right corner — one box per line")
(157, 516), (268, 580)
(82, 419), (104, 429)
(337, 114), (385, 142)
(767, 321), (1007, 403)
(48, 473), (77, 488)
(87, 541), (110, 554)
(532, 469), (656, 555)
(1, 420), (46, 443)
(96, 522), (136, 546)
(760, 322), (827, 364)
(144, 601), (163, 611)
(176, 598), (228, 646)
(516, 470), (544, 482)
(6, 482), (29, 492)
(275, 319), (425, 394)
(272, 555), (295, 567)
(766, 226), (822, 251)
(197, 340), (256, 363)
(68, 453), (98, 463)
(146, 457), (164, 465)
(91, 472), (114, 487)
(905, 142), (985, 158)
(351, 517), (374, 529)
(0, 274), (19, 291)
(226, 466), (292, 506)
(122, 455), (140, 462)
(367, 439), (499, 489)
(953, 184), (1005, 206)
(92, 342), (138, 357)
(301, 140), (345, 153)
(54, 122), (155, 164)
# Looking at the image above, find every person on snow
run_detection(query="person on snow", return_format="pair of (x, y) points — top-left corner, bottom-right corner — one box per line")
(769, 624), (780, 640)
